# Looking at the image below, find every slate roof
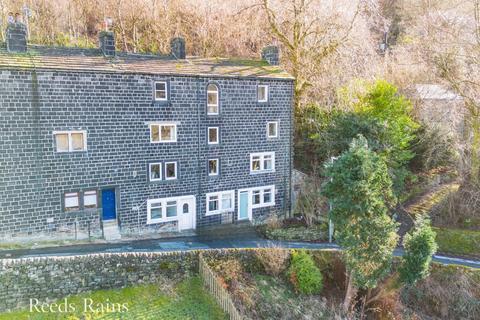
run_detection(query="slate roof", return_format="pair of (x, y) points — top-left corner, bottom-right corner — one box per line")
(0, 44), (293, 80)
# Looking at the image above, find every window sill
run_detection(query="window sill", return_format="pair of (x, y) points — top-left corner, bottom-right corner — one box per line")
(205, 209), (234, 216)
(250, 170), (275, 175)
(252, 202), (275, 209)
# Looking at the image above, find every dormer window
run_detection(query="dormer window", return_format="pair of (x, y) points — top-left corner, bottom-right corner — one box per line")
(207, 84), (219, 115)
(154, 81), (168, 101)
(258, 85), (269, 102)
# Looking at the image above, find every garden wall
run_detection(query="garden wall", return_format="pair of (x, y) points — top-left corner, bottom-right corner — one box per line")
(0, 251), (199, 312)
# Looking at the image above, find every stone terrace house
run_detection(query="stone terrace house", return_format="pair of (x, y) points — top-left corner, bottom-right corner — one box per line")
(0, 23), (294, 241)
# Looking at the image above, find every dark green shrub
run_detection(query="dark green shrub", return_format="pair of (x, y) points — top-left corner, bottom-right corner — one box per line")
(399, 217), (438, 285)
(288, 250), (323, 295)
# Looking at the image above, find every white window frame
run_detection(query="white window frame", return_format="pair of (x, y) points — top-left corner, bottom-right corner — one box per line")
(207, 84), (219, 115)
(208, 127), (219, 145)
(83, 190), (98, 209)
(64, 192), (80, 211)
(258, 84), (269, 102)
(206, 190), (235, 215)
(251, 185), (275, 209)
(149, 162), (162, 182)
(147, 198), (175, 224)
(149, 123), (177, 143)
(267, 121), (278, 138)
(53, 130), (87, 152)
(154, 81), (168, 101)
(250, 152), (275, 173)
(164, 161), (178, 180)
(208, 158), (219, 176)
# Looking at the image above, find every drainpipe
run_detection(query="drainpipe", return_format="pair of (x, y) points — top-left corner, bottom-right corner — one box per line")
(196, 79), (202, 229)
(288, 80), (294, 218)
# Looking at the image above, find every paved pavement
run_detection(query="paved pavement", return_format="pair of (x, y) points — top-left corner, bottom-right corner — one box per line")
(1, 235), (479, 269)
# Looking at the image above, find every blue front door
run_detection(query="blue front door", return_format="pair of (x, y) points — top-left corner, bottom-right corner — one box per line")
(102, 189), (116, 220)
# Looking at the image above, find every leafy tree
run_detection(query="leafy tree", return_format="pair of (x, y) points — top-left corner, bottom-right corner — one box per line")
(353, 80), (419, 170)
(322, 135), (398, 311)
(399, 217), (438, 285)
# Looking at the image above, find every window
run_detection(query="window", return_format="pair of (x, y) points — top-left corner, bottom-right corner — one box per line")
(166, 201), (177, 217)
(207, 84), (219, 115)
(63, 190), (100, 212)
(250, 185), (275, 208)
(64, 192), (79, 211)
(154, 81), (168, 101)
(208, 127), (219, 144)
(258, 85), (269, 102)
(149, 163), (162, 181)
(208, 195), (219, 212)
(208, 159), (219, 176)
(263, 188), (272, 204)
(252, 190), (261, 205)
(206, 190), (235, 215)
(147, 196), (192, 224)
(150, 123), (176, 143)
(250, 152), (275, 173)
(84, 190), (98, 209)
(165, 162), (177, 180)
(54, 131), (86, 152)
(150, 202), (163, 220)
(267, 121), (278, 138)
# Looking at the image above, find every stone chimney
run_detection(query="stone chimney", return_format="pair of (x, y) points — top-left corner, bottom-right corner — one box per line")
(6, 22), (27, 53)
(170, 37), (186, 59)
(99, 31), (115, 57)
(261, 45), (279, 65)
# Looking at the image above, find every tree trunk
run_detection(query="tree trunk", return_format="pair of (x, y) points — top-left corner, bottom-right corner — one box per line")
(343, 272), (357, 313)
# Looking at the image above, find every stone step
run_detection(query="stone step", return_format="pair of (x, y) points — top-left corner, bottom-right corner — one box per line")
(103, 220), (121, 241)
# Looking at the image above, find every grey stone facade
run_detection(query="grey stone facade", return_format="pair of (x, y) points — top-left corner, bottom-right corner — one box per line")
(0, 48), (293, 240)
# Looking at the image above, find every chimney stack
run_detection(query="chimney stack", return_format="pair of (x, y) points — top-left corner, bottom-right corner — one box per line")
(261, 45), (279, 65)
(170, 37), (186, 59)
(99, 31), (115, 57)
(6, 22), (27, 53)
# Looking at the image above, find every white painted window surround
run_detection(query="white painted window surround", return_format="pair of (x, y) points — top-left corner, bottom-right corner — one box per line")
(208, 127), (219, 144)
(149, 122), (177, 143)
(249, 185), (275, 208)
(267, 121), (278, 138)
(165, 161), (177, 180)
(154, 81), (168, 101)
(258, 85), (269, 102)
(149, 163), (162, 181)
(250, 152), (275, 173)
(206, 190), (235, 215)
(207, 84), (219, 115)
(53, 130), (87, 152)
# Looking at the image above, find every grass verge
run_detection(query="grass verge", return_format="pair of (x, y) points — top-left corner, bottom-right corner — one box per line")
(0, 277), (227, 320)
(433, 227), (480, 258)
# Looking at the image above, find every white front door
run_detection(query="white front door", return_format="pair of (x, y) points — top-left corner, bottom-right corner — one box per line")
(178, 196), (196, 231)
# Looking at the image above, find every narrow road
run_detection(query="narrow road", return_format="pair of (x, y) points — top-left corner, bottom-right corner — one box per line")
(1, 235), (479, 269)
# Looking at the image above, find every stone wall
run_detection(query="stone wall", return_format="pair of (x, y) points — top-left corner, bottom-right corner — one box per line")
(0, 251), (198, 312)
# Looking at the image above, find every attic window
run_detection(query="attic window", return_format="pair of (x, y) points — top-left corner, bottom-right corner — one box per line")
(154, 81), (168, 101)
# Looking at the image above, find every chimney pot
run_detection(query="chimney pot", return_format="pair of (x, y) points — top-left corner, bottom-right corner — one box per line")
(6, 22), (27, 53)
(99, 31), (115, 57)
(170, 37), (186, 59)
(262, 45), (279, 65)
